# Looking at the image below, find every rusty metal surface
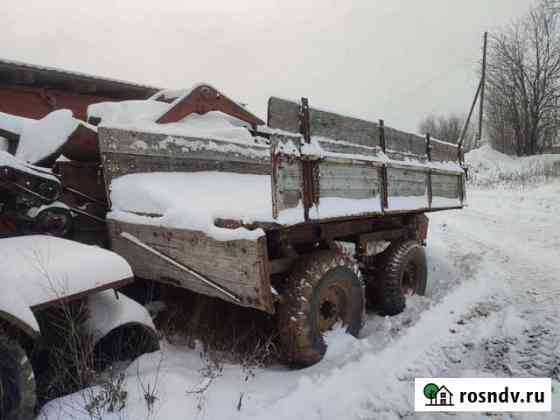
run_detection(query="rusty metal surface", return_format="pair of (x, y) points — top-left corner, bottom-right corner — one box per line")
(300, 97), (316, 222)
(379, 119), (386, 152)
(62, 123), (100, 162)
(0, 84), (124, 121)
(30, 277), (134, 311)
(156, 85), (265, 127)
(54, 160), (107, 203)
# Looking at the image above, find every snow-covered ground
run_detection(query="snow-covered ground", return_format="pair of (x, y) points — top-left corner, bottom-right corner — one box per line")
(39, 148), (560, 420)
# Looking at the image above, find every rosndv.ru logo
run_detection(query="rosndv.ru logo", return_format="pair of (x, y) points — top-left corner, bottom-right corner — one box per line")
(414, 378), (551, 412)
(423, 383), (454, 407)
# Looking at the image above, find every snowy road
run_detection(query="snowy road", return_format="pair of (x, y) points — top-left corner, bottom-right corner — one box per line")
(40, 185), (560, 420)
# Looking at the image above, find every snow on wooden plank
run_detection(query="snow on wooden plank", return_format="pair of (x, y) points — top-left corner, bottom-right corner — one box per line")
(267, 97), (461, 167)
(98, 126), (271, 187)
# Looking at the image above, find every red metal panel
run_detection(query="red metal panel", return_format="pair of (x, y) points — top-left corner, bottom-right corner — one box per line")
(0, 84), (120, 121)
(156, 85), (265, 127)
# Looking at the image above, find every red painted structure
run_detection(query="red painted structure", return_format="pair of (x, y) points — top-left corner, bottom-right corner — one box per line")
(0, 58), (159, 121)
(155, 84), (264, 128)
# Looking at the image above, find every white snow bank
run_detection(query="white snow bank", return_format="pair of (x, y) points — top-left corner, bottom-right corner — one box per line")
(466, 144), (560, 187)
(15, 110), (79, 164)
(1, 235), (132, 309)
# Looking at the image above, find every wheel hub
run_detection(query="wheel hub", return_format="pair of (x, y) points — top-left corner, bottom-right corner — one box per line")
(401, 263), (418, 296)
(318, 284), (348, 333)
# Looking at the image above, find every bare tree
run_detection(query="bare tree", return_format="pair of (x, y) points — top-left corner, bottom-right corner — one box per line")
(418, 113), (472, 146)
(486, 1), (560, 155)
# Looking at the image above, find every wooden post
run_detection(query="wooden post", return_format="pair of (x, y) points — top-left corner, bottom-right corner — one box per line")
(477, 32), (488, 148)
(458, 80), (482, 156)
(379, 119), (386, 152)
(426, 133), (432, 161)
(300, 98), (314, 221)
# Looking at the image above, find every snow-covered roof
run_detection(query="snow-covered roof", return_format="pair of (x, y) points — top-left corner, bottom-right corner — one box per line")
(0, 57), (159, 98)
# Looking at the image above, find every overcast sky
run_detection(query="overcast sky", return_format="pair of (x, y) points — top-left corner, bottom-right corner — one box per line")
(1, 0), (536, 131)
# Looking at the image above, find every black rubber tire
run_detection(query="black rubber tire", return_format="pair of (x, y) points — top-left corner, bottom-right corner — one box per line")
(93, 323), (160, 371)
(0, 335), (36, 420)
(277, 249), (366, 367)
(366, 240), (427, 316)
(34, 207), (74, 238)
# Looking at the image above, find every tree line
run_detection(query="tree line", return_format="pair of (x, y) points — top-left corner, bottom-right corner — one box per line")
(419, 1), (560, 156)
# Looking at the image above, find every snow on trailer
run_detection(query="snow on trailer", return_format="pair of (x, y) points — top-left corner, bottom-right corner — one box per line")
(96, 86), (466, 322)
(0, 109), (97, 164)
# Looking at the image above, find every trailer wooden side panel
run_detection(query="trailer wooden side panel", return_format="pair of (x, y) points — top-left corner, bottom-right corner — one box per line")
(267, 97), (462, 166)
(98, 127), (270, 187)
(386, 167), (429, 210)
(431, 139), (458, 162)
(272, 160), (303, 217)
(268, 97), (380, 148)
(431, 172), (462, 208)
(319, 162), (381, 199)
(107, 220), (274, 313)
(385, 128), (427, 161)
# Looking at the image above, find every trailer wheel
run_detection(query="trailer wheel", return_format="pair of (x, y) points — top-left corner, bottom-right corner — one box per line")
(34, 207), (73, 238)
(367, 240), (427, 315)
(277, 249), (365, 367)
(93, 324), (159, 371)
(0, 335), (36, 420)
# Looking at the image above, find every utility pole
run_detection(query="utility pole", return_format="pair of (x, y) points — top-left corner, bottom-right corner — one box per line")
(476, 32), (488, 148)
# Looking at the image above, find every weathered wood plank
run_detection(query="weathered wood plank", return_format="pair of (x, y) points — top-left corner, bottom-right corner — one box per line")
(385, 128), (427, 158)
(431, 172), (462, 208)
(272, 160), (303, 216)
(431, 138), (459, 162)
(318, 162), (381, 200)
(98, 126), (271, 186)
(107, 220), (274, 313)
(386, 167), (429, 209)
(316, 137), (382, 160)
(268, 97), (380, 147)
